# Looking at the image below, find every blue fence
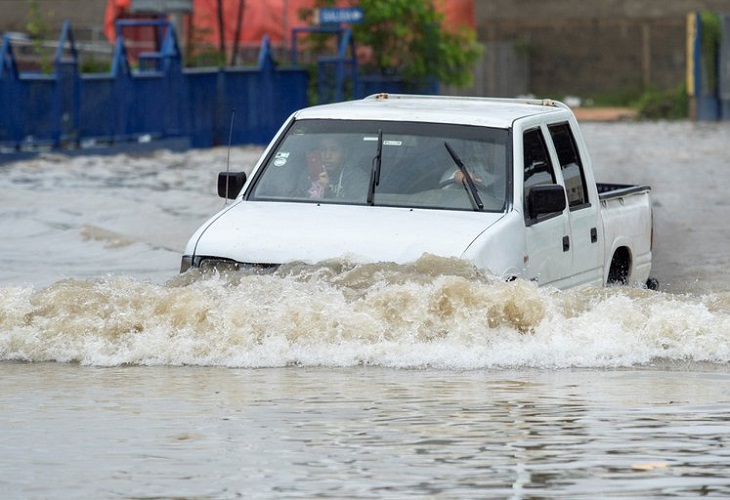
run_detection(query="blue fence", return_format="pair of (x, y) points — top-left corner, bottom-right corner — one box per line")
(0, 21), (309, 152)
(0, 20), (441, 157)
(687, 11), (730, 120)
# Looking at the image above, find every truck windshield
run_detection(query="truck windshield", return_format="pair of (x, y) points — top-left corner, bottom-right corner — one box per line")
(248, 119), (510, 212)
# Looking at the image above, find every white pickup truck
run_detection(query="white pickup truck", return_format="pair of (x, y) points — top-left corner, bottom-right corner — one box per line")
(181, 94), (656, 290)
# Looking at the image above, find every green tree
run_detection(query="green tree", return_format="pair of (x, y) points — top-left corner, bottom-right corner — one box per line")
(305, 0), (481, 88)
(26, 0), (52, 72)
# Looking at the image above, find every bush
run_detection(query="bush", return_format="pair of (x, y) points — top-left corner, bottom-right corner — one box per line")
(636, 85), (689, 120)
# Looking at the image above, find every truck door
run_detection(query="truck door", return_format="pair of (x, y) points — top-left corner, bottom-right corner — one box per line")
(522, 127), (573, 286)
(547, 122), (604, 286)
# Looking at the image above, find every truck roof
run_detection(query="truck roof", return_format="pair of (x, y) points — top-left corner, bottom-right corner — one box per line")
(293, 94), (573, 129)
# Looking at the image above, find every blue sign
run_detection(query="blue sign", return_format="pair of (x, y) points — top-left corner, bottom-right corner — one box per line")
(317, 7), (364, 24)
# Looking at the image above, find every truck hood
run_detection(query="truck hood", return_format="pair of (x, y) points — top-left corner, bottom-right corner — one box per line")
(190, 201), (506, 265)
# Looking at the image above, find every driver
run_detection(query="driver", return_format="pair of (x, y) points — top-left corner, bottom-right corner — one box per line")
(309, 136), (369, 200)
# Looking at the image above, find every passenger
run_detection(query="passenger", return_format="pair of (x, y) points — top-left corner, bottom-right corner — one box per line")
(309, 136), (369, 200)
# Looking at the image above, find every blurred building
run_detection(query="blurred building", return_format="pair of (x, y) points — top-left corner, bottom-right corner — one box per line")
(469, 0), (730, 98)
(2, 0), (730, 99)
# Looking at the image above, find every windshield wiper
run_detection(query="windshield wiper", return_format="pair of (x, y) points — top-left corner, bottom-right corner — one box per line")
(367, 129), (383, 205)
(444, 141), (484, 211)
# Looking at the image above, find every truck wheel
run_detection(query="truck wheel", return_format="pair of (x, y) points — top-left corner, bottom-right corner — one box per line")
(607, 247), (630, 285)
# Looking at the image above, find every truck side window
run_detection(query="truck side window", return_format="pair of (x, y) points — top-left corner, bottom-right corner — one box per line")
(523, 128), (556, 216)
(549, 123), (589, 208)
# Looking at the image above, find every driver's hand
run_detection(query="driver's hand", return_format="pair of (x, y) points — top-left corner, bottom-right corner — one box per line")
(318, 169), (329, 188)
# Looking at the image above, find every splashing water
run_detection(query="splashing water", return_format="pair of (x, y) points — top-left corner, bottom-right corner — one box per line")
(2, 255), (729, 368)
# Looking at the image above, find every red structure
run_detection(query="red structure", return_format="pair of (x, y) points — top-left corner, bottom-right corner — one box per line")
(105, 0), (475, 49)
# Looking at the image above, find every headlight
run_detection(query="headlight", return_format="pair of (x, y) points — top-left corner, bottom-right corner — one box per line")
(180, 255), (278, 274)
(199, 258), (241, 273)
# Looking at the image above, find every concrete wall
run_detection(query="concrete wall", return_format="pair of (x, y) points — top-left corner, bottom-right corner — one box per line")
(477, 0), (730, 20)
(475, 0), (730, 98)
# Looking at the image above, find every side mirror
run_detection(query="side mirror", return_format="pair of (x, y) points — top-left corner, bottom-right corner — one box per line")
(528, 184), (566, 219)
(218, 171), (247, 199)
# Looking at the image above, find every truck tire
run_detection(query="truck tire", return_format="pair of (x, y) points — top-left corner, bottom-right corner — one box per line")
(607, 247), (630, 285)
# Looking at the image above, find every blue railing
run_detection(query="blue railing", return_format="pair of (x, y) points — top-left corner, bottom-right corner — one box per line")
(0, 20), (440, 158)
(0, 20), (309, 152)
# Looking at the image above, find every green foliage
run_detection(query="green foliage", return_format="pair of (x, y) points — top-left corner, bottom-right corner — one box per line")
(636, 85), (689, 120)
(699, 10), (722, 92)
(25, 0), (47, 41)
(356, 0), (481, 87)
(586, 84), (646, 108)
(579, 84), (688, 120)
(565, 83), (688, 120)
(26, 0), (52, 73)
(305, 0), (481, 88)
(79, 57), (112, 74)
(186, 49), (226, 68)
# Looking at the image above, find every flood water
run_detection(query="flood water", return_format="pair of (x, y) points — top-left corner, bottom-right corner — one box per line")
(2, 121), (730, 498)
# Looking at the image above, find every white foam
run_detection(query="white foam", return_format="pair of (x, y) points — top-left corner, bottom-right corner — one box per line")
(2, 265), (729, 369)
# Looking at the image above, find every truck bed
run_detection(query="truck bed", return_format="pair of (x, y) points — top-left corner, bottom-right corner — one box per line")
(597, 183), (651, 201)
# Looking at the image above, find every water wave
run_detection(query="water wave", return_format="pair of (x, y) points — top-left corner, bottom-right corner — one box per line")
(2, 256), (730, 369)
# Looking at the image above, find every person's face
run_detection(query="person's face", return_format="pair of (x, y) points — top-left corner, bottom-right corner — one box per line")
(320, 138), (344, 170)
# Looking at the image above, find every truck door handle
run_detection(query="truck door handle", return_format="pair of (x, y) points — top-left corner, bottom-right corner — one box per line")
(591, 227), (598, 243)
(563, 235), (570, 252)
